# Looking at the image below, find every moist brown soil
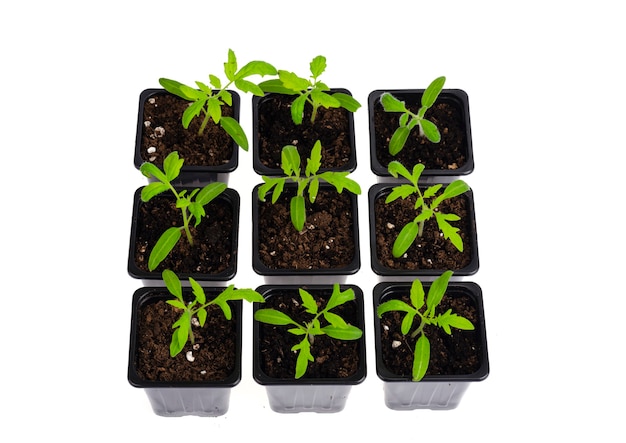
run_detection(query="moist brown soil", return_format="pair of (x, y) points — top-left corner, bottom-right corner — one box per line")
(132, 192), (235, 275)
(256, 188), (356, 270)
(372, 95), (467, 171)
(257, 288), (362, 379)
(140, 91), (235, 167)
(135, 294), (237, 382)
(373, 189), (473, 271)
(378, 288), (482, 377)
(256, 94), (353, 170)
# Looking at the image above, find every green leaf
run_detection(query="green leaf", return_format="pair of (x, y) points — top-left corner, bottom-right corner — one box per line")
(420, 119), (441, 143)
(158, 78), (185, 98)
(162, 269), (182, 299)
(166, 299), (186, 310)
(376, 299), (414, 317)
(209, 74), (221, 89)
(234, 78), (264, 96)
(189, 278), (206, 305)
(224, 49), (237, 81)
(333, 92), (361, 112)
(148, 226), (182, 271)
(278, 70), (311, 92)
(433, 180), (469, 208)
(412, 335), (430, 381)
(311, 89), (340, 108)
(305, 140), (322, 176)
(258, 79), (295, 95)
(435, 213), (464, 252)
(232, 288), (265, 303)
(380, 93), (407, 113)
(426, 271), (453, 315)
(197, 307), (207, 327)
(319, 172), (361, 195)
(290, 195), (306, 231)
(423, 184), (442, 199)
(178, 84), (205, 101)
(310, 55), (327, 78)
(196, 182), (227, 206)
(322, 324), (362, 340)
(162, 151), (184, 181)
(439, 313), (474, 332)
(235, 60), (277, 79)
(182, 100), (204, 128)
(385, 184), (417, 203)
(281, 145), (301, 176)
(323, 311), (348, 329)
(421, 76), (446, 109)
(294, 339), (313, 379)
(139, 161), (168, 183)
(410, 278), (425, 310)
(387, 161), (413, 181)
(140, 182), (169, 202)
(392, 222), (419, 258)
(299, 288), (318, 314)
(258, 176), (280, 202)
(308, 177), (319, 203)
(254, 308), (298, 326)
(389, 126), (411, 155)
(326, 285), (355, 311)
(220, 116), (248, 150)
(272, 178), (285, 204)
(290, 94), (307, 125)
(401, 311), (416, 335)
(207, 98), (222, 124)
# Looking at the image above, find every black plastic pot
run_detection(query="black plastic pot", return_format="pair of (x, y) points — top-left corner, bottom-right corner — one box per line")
(373, 281), (489, 410)
(134, 88), (241, 184)
(252, 284), (367, 413)
(369, 89), (473, 177)
(368, 183), (479, 277)
(127, 187), (239, 283)
(251, 182), (360, 282)
(251, 90), (357, 176)
(128, 287), (243, 417)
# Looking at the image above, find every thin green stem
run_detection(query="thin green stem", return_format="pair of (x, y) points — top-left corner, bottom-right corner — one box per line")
(181, 207), (194, 245)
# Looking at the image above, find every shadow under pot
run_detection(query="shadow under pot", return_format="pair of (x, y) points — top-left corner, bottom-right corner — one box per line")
(128, 287), (243, 417)
(251, 90), (357, 176)
(134, 88), (241, 184)
(368, 183), (479, 277)
(373, 281), (489, 410)
(252, 284), (367, 413)
(368, 89), (473, 177)
(128, 186), (239, 283)
(251, 182), (360, 283)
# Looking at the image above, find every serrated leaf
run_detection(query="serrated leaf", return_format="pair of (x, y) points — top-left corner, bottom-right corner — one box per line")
(209, 74), (221, 89)
(311, 89), (340, 108)
(235, 60), (277, 79)
(412, 335), (430, 381)
(140, 182), (169, 202)
(435, 213), (464, 251)
(189, 278), (205, 304)
(281, 145), (300, 176)
(257, 177), (280, 202)
(421, 119), (441, 143)
(290, 94), (307, 125)
(140, 161), (168, 183)
(272, 178), (285, 204)
(148, 227), (181, 271)
(166, 299), (187, 310)
(299, 288), (318, 314)
(233, 288), (265, 303)
(305, 140), (322, 176)
(278, 70), (311, 92)
(380, 93), (406, 112)
(389, 126), (411, 155)
(179, 84), (205, 100)
(421, 76), (446, 108)
(224, 49), (237, 81)
(326, 285), (355, 311)
(207, 98), (222, 124)
(162, 269), (182, 299)
(310, 55), (327, 78)
(333, 92), (361, 112)
(439, 313), (474, 332)
(423, 184), (442, 199)
(433, 180), (469, 208)
(295, 339), (313, 379)
(385, 184), (417, 203)
(234, 78), (264, 96)
(182, 100), (204, 128)
(163, 151), (184, 182)
(220, 116), (248, 150)
(195, 81), (211, 94)
(415, 209), (433, 223)
(392, 222), (419, 258)
(387, 160), (413, 182)
(319, 172), (361, 195)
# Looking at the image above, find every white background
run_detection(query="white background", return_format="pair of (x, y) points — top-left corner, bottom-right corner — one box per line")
(2, 1), (624, 441)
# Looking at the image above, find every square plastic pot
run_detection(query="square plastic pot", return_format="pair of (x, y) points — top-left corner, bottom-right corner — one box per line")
(134, 88), (240, 184)
(128, 187), (239, 283)
(369, 89), (473, 177)
(368, 183), (479, 277)
(373, 281), (489, 410)
(252, 284), (367, 413)
(251, 89), (357, 176)
(128, 287), (243, 417)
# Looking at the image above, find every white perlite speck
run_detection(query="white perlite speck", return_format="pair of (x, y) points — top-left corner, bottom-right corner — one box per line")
(186, 351), (195, 362)
(147, 147), (156, 154)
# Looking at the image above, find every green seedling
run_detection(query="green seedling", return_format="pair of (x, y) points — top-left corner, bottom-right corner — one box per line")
(385, 160), (469, 257)
(140, 151), (227, 271)
(162, 269), (265, 357)
(254, 284), (363, 379)
(159, 49), (277, 150)
(257, 140), (361, 231)
(380, 76), (446, 155)
(258, 55), (361, 124)
(376, 271), (474, 381)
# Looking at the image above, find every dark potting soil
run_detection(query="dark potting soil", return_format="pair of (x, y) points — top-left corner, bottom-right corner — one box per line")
(257, 189), (356, 270)
(373, 191), (473, 271)
(135, 297), (237, 382)
(372, 98), (467, 171)
(132, 193), (234, 275)
(378, 289), (482, 377)
(256, 94), (353, 170)
(257, 289), (362, 379)
(140, 92), (235, 166)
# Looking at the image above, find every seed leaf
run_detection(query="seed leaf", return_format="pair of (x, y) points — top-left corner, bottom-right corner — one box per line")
(290, 195), (306, 231)
(148, 226), (181, 271)
(392, 222), (419, 258)
(322, 324), (362, 340)
(412, 335), (430, 381)
(389, 126), (410, 155)
(220, 116), (248, 151)
(421, 76), (445, 108)
(333, 92), (361, 112)
(380, 93), (406, 112)
(254, 309), (298, 326)
(162, 269), (182, 299)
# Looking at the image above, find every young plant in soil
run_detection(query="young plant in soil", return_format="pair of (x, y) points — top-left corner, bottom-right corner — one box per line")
(159, 49), (277, 150)
(380, 76), (446, 155)
(258, 55), (361, 125)
(376, 271), (474, 381)
(257, 140), (361, 231)
(140, 151), (227, 271)
(162, 269), (265, 357)
(254, 284), (363, 379)
(385, 160), (469, 258)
